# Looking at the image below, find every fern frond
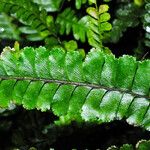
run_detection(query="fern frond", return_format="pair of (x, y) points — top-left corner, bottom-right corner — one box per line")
(86, 4), (112, 48)
(107, 139), (150, 150)
(56, 5), (112, 49)
(0, 13), (20, 40)
(144, 2), (150, 47)
(105, 3), (142, 43)
(56, 8), (89, 42)
(0, 47), (149, 130)
(0, 0), (54, 38)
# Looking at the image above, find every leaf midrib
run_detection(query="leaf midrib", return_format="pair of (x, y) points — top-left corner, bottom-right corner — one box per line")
(0, 76), (149, 99)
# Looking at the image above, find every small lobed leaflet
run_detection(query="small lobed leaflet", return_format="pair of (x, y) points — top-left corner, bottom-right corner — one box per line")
(0, 46), (149, 130)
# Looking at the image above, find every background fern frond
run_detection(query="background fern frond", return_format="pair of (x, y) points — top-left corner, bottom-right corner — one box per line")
(56, 4), (112, 49)
(143, 2), (150, 47)
(0, 13), (20, 40)
(0, 0), (55, 39)
(56, 8), (89, 43)
(105, 3), (142, 43)
(86, 4), (112, 49)
(19, 26), (44, 41)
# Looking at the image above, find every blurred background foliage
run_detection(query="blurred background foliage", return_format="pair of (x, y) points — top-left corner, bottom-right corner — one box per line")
(0, 0), (149, 58)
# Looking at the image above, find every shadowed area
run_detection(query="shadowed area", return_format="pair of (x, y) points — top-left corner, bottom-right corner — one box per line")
(0, 107), (149, 150)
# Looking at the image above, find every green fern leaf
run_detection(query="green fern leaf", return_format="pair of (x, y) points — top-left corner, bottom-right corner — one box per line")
(19, 26), (44, 41)
(0, 47), (149, 131)
(144, 2), (150, 47)
(107, 139), (150, 150)
(56, 5), (112, 49)
(0, 13), (20, 40)
(0, 0), (53, 38)
(56, 8), (89, 42)
(106, 3), (141, 43)
(86, 4), (112, 48)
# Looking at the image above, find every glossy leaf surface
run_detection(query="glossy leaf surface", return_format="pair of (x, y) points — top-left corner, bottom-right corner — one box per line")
(0, 46), (149, 131)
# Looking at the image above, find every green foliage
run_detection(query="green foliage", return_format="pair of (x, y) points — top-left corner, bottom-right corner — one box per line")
(56, 8), (89, 43)
(134, 0), (144, 6)
(136, 139), (150, 150)
(0, 46), (149, 131)
(143, 2), (150, 47)
(0, 0), (55, 39)
(63, 40), (78, 51)
(32, 0), (63, 12)
(107, 139), (150, 150)
(106, 3), (142, 43)
(0, 13), (20, 40)
(56, 3), (112, 49)
(19, 26), (44, 41)
(0, 0), (149, 52)
(86, 4), (112, 48)
(0, 0), (112, 50)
